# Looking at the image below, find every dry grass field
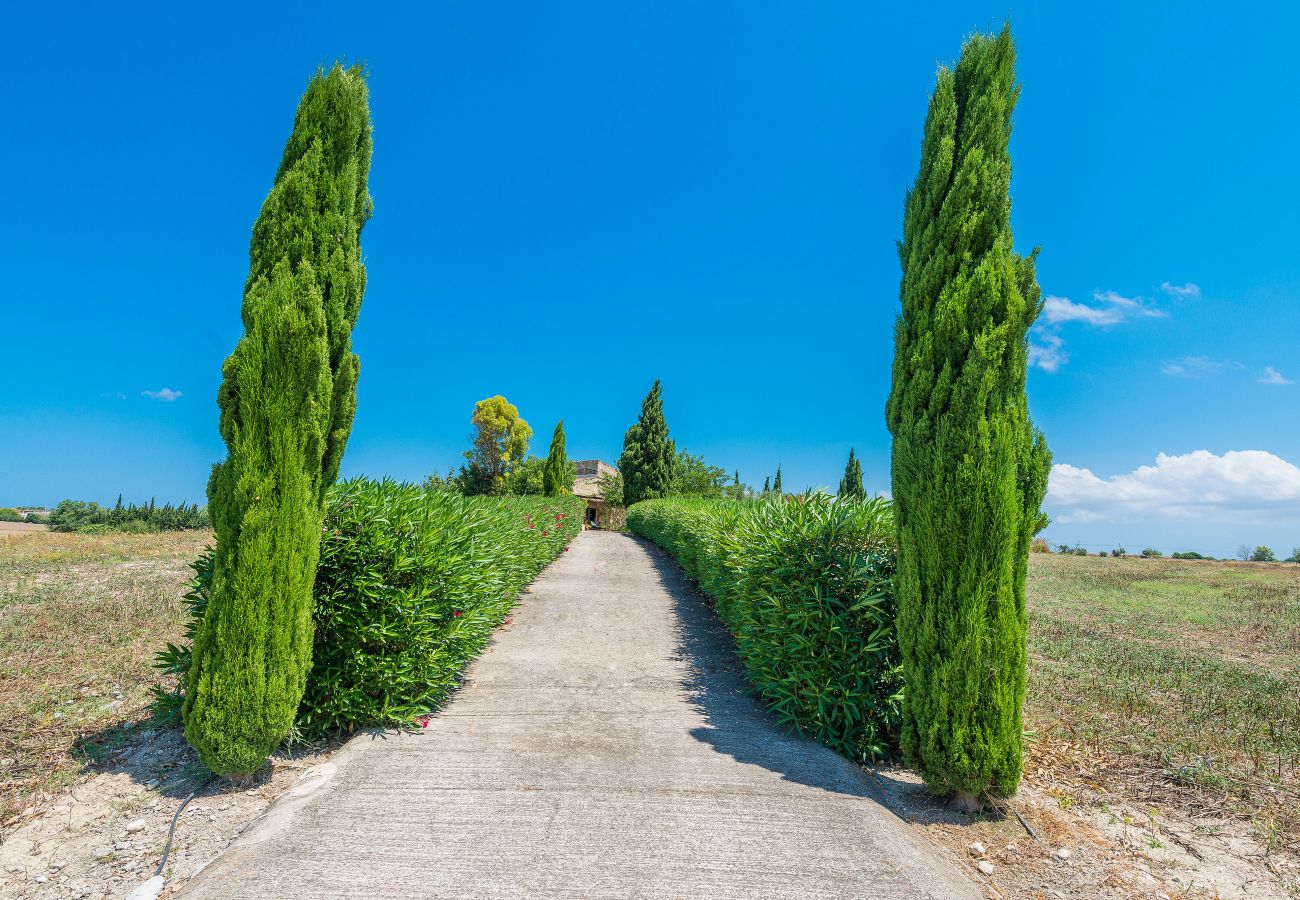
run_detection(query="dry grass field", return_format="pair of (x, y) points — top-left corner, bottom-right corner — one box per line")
(1024, 553), (1300, 857)
(0, 529), (211, 825)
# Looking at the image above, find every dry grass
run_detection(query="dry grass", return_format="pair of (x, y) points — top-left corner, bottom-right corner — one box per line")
(1024, 553), (1300, 856)
(0, 529), (211, 824)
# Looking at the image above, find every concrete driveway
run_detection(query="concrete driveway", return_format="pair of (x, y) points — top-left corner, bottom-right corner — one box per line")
(184, 531), (976, 899)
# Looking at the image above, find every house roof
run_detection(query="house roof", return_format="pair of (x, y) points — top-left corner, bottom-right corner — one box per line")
(572, 460), (618, 500)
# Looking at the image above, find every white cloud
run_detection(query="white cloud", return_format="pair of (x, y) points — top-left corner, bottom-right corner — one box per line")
(1041, 295), (1124, 326)
(1031, 288), (1166, 371)
(1259, 366), (1294, 385)
(142, 387), (183, 402)
(1046, 450), (1300, 524)
(1028, 332), (1068, 372)
(1160, 356), (1232, 379)
(1160, 281), (1201, 299)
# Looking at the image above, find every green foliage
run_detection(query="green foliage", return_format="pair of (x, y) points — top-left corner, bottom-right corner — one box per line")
(156, 480), (583, 737)
(1172, 551), (1209, 560)
(628, 495), (902, 762)
(619, 380), (676, 506)
(184, 63), (372, 776)
(885, 25), (1050, 801)
(671, 450), (729, 498)
(422, 470), (463, 494)
(1111, 547), (1127, 558)
(1141, 548), (1164, 558)
(542, 420), (574, 496)
(1287, 547), (1300, 563)
(1030, 538), (1050, 553)
(151, 553), (214, 724)
(595, 469), (625, 507)
(462, 396), (532, 495)
(0, 508), (24, 522)
(1251, 546), (1277, 562)
(46, 498), (208, 532)
(839, 449), (865, 499)
(772, 465), (783, 495)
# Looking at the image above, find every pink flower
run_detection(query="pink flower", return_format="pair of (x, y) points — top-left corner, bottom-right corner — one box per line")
(452, 610), (462, 618)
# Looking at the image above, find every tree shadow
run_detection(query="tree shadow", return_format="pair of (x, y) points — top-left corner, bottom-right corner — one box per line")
(630, 535), (877, 800)
(632, 535), (1001, 830)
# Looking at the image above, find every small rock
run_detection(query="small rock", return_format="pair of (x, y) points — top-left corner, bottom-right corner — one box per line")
(968, 842), (987, 857)
(1053, 847), (1072, 861)
(34, 875), (48, 884)
(144, 779), (159, 789)
(49, 860), (67, 871)
(245, 789), (257, 796)
(123, 819), (146, 833)
(976, 860), (995, 876)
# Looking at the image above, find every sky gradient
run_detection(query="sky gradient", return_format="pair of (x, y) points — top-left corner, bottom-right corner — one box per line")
(4, 2), (1297, 558)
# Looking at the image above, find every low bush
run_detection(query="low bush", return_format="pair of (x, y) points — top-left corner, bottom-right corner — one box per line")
(154, 478), (583, 738)
(628, 494), (901, 762)
(1172, 551), (1208, 560)
(1030, 537), (1050, 553)
(1141, 547), (1163, 558)
(0, 508), (25, 522)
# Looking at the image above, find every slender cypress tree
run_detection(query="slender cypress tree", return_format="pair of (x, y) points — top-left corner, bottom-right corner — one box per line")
(542, 419), (571, 496)
(885, 26), (1050, 808)
(184, 64), (373, 776)
(762, 476), (770, 494)
(619, 380), (676, 506)
(839, 448), (865, 499)
(772, 465), (783, 495)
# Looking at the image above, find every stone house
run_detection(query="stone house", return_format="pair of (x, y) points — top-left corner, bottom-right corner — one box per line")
(572, 459), (620, 528)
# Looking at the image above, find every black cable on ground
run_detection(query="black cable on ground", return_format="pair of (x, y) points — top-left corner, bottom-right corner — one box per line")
(154, 776), (215, 878)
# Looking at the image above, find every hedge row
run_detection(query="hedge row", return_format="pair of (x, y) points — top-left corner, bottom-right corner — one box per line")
(627, 495), (902, 761)
(156, 477), (583, 738)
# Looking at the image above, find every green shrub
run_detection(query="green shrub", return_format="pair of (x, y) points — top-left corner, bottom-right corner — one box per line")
(1111, 547), (1126, 558)
(629, 494), (902, 762)
(1029, 538), (1050, 553)
(0, 508), (24, 522)
(1172, 551), (1206, 560)
(47, 498), (208, 532)
(1140, 548), (1163, 558)
(155, 479), (583, 738)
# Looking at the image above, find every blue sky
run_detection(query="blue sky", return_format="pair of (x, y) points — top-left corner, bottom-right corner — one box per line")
(4, 2), (1297, 558)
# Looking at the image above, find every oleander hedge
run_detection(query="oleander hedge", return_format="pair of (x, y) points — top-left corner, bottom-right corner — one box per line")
(628, 495), (902, 761)
(155, 477), (583, 738)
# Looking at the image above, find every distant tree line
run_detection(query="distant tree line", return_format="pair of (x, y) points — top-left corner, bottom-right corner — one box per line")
(47, 496), (209, 533)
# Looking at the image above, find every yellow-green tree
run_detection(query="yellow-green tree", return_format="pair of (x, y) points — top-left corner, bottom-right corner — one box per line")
(886, 25), (1050, 809)
(184, 64), (372, 776)
(462, 396), (532, 495)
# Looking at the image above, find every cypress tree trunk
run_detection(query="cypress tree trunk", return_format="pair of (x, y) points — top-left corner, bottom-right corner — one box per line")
(619, 380), (675, 506)
(184, 64), (373, 776)
(885, 25), (1050, 806)
(542, 420), (570, 496)
(839, 448), (865, 499)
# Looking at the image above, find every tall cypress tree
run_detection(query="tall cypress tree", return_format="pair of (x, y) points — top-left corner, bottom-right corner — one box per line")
(762, 476), (770, 494)
(619, 380), (675, 506)
(184, 64), (373, 776)
(839, 448), (865, 499)
(542, 419), (571, 496)
(772, 465), (783, 495)
(885, 26), (1050, 808)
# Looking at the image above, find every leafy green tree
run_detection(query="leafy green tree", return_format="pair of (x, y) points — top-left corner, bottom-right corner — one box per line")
(1250, 545), (1276, 562)
(184, 64), (372, 776)
(1287, 547), (1300, 563)
(671, 450), (729, 497)
(884, 25), (1050, 809)
(839, 448), (865, 499)
(772, 465), (783, 495)
(619, 380), (676, 506)
(461, 396), (532, 495)
(506, 457), (547, 495)
(595, 469), (625, 507)
(542, 420), (574, 496)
